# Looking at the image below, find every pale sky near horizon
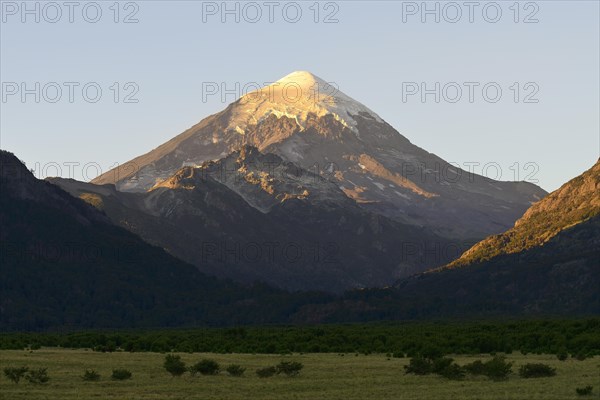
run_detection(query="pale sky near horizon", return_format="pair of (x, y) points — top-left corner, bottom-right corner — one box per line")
(1, 0), (598, 192)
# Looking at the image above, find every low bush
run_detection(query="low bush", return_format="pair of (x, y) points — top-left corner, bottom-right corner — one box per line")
(439, 363), (465, 380)
(518, 363), (556, 378)
(463, 360), (486, 376)
(405, 356), (464, 380)
(463, 356), (512, 380)
(111, 368), (132, 380)
(25, 368), (49, 384)
(432, 357), (454, 374)
(190, 359), (220, 376)
(557, 351), (568, 361)
(94, 343), (116, 353)
(226, 364), (246, 377)
(256, 366), (277, 378)
(576, 386), (593, 396)
(3, 367), (28, 384)
(420, 346), (444, 360)
(82, 369), (101, 381)
(404, 357), (433, 375)
(482, 356), (512, 381)
(164, 354), (187, 377)
(276, 361), (303, 376)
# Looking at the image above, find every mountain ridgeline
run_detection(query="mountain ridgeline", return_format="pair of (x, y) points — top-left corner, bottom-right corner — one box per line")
(300, 159), (600, 321)
(0, 150), (333, 330)
(448, 159), (600, 268)
(51, 145), (459, 292)
(1, 71), (597, 330)
(54, 70), (546, 291)
(93, 71), (546, 241)
(1, 153), (598, 330)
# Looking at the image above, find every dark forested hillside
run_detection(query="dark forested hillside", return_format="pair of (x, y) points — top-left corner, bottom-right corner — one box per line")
(295, 215), (599, 323)
(1, 150), (598, 331)
(49, 145), (457, 293)
(292, 160), (600, 322)
(0, 150), (331, 330)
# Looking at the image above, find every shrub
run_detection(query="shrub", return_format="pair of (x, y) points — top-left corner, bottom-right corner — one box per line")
(481, 356), (513, 381)
(190, 359), (220, 376)
(557, 351), (568, 361)
(463, 356), (512, 380)
(82, 369), (101, 381)
(439, 363), (466, 380)
(575, 352), (587, 361)
(256, 366), (277, 378)
(94, 343), (116, 353)
(518, 363), (556, 378)
(111, 368), (132, 380)
(26, 368), (49, 384)
(463, 360), (486, 376)
(226, 364), (246, 377)
(405, 356), (465, 380)
(576, 386), (593, 396)
(404, 357), (432, 375)
(3, 367), (28, 384)
(276, 361), (303, 377)
(432, 357), (454, 374)
(420, 346), (444, 360)
(163, 354), (187, 377)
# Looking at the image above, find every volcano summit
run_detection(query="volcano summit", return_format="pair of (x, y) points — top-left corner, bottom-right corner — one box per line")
(93, 71), (545, 240)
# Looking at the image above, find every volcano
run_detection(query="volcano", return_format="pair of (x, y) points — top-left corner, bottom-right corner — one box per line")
(93, 71), (545, 239)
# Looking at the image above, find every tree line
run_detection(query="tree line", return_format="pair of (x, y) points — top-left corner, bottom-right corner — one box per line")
(1, 319), (598, 357)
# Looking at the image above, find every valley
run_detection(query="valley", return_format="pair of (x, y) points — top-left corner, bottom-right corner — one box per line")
(1, 349), (597, 400)
(2, 2), (598, 399)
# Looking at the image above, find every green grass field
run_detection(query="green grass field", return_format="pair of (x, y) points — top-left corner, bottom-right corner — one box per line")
(1, 349), (598, 400)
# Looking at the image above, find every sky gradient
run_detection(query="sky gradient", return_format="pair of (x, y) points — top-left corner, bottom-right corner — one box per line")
(1, 0), (599, 191)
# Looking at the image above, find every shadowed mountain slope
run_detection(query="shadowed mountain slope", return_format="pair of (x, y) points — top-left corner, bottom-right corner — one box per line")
(52, 146), (459, 292)
(93, 71), (546, 240)
(0, 150), (332, 330)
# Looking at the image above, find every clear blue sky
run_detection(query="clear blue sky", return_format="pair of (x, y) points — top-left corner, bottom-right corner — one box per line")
(1, 0), (598, 191)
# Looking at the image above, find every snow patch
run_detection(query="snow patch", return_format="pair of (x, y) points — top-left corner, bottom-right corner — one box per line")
(226, 71), (383, 136)
(278, 140), (304, 162)
(394, 190), (411, 200)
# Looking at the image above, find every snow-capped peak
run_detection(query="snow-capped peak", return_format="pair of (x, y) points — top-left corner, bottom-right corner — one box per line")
(274, 70), (328, 89)
(227, 71), (383, 135)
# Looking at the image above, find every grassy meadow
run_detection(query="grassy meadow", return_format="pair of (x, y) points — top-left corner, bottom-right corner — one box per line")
(0, 349), (598, 400)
